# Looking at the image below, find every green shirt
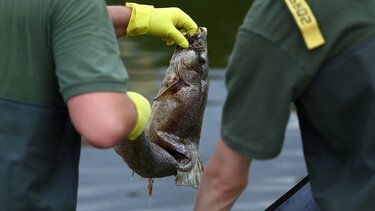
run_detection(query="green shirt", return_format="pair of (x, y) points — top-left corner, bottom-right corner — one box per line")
(222, 0), (375, 159)
(0, 0), (129, 209)
(0, 0), (128, 105)
(221, 0), (375, 210)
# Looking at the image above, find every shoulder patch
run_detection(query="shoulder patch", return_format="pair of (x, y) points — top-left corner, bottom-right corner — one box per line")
(284, 0), (325, 50)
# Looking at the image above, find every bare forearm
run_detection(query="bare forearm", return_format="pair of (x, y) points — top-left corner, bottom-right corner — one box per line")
(67, 92), (137, 148)
(194, 137), (251, 211)
(194, 170), (247, 210)
(107, 6), (132, 37)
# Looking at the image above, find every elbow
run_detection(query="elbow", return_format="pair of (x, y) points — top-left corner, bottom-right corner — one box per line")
(83, 126), (132, 149)
(81, 116), (137, 149)
(67, 92), (138, 148)
(83, 132), (123, 149)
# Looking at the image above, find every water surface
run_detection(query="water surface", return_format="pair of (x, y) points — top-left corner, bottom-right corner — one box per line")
(77, 70), (307, 211)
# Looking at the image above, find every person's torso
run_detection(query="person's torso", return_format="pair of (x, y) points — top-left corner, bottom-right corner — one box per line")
(296, 36), (375, 211)
(0, 1), (83, 210)
(0, 97), (81, 211)
(248, 0), (375, 210)
(0, 0), (62, 105)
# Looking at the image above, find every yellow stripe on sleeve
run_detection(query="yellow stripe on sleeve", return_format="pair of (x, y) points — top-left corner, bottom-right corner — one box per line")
(284, 0), (325, 50)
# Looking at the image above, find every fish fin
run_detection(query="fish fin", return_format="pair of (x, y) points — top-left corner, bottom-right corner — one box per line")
(154, 78), (180, 100)
(178, 64), (201, 87)
(175, 157), (203, 189)
(154, 85), (172, 100)
(147, 178), (154, 198)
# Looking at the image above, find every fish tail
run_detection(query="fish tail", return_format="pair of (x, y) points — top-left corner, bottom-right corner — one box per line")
(175, 157), (204, 189)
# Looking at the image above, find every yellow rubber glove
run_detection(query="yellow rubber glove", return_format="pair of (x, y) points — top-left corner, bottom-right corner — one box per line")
(127, 91), (151, 140)
(125, 2), (198, 48)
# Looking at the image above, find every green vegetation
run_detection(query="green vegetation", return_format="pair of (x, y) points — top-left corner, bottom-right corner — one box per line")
(107, 0), (254, 67)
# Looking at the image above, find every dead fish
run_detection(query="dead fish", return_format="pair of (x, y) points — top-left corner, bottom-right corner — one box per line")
(114, 27), (208, 190)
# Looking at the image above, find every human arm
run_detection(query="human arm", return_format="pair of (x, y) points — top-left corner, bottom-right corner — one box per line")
(67, 92), (137, 149)
(194, 137), (252, 211)
(51, 0), (152, 148)
(107, 6), (132, 37)
(107, 3), (198, 48)
(67, 91), (150, 148)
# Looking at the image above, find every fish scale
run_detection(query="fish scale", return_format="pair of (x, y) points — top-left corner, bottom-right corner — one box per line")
(115, 27), (209, 193)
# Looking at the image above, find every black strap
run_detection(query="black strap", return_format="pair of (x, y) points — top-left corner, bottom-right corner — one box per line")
(265, 176), (310, 211)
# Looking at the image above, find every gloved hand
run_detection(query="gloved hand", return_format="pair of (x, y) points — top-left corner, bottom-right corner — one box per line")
(126, 91), (151, 140)
(125, 2), (198, 48)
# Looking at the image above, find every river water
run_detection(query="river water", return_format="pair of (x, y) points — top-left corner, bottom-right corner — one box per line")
(77, 69), (307, 211)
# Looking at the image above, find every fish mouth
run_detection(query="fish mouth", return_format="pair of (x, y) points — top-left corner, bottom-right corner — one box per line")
(165, 147), (192, 170)
(150, 138), (203, 188)
(152, 138), (194, 172)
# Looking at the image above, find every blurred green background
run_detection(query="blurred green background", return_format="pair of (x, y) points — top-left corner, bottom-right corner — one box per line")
(106, 0), (253, 68)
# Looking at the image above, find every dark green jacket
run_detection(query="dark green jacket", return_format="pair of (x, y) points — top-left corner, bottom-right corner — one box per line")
(221, 0), (375, 210)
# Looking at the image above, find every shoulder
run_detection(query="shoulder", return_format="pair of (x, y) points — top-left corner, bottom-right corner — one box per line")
(50, 0), (109, 23)
(240, 0), (375, 75)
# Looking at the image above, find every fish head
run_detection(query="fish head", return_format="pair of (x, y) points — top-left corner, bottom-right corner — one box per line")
(156, 27), (209, 98)
(177, 27), (208, 86)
